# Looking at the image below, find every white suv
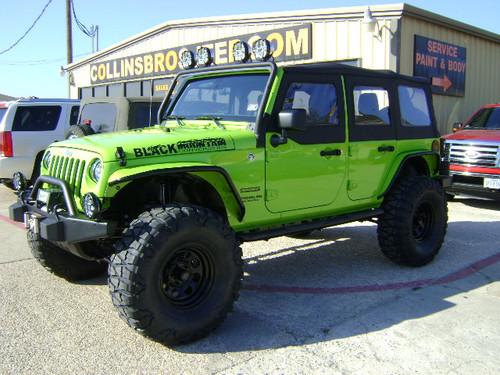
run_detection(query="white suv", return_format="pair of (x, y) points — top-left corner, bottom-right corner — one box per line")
(0, 98), (80, 188)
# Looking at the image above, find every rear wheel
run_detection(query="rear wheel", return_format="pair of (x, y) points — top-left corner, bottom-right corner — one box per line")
(377, 176), (448, 267)
(28, 231), (107, 280)
(108, 204), (242, 346)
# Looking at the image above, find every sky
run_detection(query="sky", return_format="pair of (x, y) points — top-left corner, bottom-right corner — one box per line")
(0, 0), (499, 99)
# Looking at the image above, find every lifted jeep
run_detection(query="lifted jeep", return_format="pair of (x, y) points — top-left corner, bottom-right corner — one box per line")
(10, 58), (449, 345)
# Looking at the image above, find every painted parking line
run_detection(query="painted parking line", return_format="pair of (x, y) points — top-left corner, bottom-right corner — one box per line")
(2, 211), (498, 295)
(0, 212), (25, 230)
(243, 252), (500, 294)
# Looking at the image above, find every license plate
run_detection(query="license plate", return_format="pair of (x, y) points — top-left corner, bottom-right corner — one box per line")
(37, 189), (50, 203)
(484, 178), (500, 189)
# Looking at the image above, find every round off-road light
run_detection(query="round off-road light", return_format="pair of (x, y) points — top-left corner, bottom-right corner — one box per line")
(12, 172), (27, 191)
(196, 47), (213, 67)
(232, 41), (251, 63)
(42, 151), (51, 170)
(179, 50), (196, 69)
(252, 38), (273, 61)
(82, 193), (101, 219)
(89, 159), (102, 183)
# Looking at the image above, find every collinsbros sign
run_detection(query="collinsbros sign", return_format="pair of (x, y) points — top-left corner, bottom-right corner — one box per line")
(90, 24), (312, 85)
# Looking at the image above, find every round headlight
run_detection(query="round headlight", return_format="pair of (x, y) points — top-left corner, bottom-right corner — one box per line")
(89, 159), (102, 183)
(42, 151), (51, 170)
(233, 41), (250, 63)
(82, 193), (101, 219)
(12, 172), (27, 191)
(252, 38), (273, 61)
(197, 47), (213, 67)
(179, 50), (196, 69)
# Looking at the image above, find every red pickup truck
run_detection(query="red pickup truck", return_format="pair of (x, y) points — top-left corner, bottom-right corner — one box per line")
(441, 103), (500, 199)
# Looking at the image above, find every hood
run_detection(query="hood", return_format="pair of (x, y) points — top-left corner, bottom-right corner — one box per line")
(49, 126), (256, 162)
(442, 129), (500, 142)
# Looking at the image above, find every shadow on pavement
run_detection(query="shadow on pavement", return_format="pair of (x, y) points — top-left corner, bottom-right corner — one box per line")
(176, 220), (500, 353)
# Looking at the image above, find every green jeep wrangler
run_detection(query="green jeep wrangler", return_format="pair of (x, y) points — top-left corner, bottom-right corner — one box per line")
(10, 56), (449, 345)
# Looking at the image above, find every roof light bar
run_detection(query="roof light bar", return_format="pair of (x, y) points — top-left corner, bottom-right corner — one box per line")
(232, 41), (251, 63)
(252, 38), (273, 61)
(197, 47), (213, 67)
(179, 50), (196, 69)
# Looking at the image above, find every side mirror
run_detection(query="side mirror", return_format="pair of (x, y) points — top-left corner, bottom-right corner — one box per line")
(279, 108), (307, 131)
(271, 109), (307, 147)
(452, 122), (462, 133)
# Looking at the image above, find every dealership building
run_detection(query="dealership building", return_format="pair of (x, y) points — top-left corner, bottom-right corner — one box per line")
(65, 3), (500, 134)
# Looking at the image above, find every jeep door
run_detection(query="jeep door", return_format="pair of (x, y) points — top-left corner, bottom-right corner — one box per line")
(345, 78), (397, 201)
(265, 75), (346, 212)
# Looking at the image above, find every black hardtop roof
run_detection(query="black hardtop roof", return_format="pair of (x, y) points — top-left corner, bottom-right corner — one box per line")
(282, 62), (429, 84)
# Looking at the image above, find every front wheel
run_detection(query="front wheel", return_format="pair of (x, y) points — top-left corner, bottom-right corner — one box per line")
(108, 204), (243, 346)
(377, 177), (448, 267)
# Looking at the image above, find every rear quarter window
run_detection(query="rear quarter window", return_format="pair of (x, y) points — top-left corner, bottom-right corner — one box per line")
(70, 105), (80, 125)
(79, 102), (117, 132)
(0, 107), (7, 122)
(398, 86), (431, 126)
(12, 106), (62, 131)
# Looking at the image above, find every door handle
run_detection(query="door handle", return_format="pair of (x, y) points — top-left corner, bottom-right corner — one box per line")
(320, 149), (343, 156)
(378, 146), (395, 152)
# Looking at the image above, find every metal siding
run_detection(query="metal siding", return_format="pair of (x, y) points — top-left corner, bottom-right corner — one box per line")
(400, 17), (500, 135)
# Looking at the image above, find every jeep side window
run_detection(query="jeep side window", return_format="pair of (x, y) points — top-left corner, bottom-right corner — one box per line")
(12, 106), (62, 131)
(354, 87), (390, 125)
(398, 86), (431, 126)
(282, 83), (339, 125)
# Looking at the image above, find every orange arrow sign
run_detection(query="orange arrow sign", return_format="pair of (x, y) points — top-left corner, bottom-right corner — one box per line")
(432, 74), (452, 92)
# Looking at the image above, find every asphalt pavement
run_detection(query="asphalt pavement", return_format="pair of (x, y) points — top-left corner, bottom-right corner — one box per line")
(0, 184), (499, 374)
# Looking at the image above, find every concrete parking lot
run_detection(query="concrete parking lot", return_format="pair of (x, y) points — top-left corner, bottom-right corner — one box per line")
(0, 183), (499, 374)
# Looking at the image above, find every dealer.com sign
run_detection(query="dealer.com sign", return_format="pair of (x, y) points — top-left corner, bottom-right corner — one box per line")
(90, 24), (312, 85)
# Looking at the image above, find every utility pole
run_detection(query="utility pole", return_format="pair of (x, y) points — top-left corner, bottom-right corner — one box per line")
(66, 0), (73, 64)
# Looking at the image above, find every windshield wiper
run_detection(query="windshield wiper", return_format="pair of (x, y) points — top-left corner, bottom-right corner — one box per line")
(165, 116), (186, 127)
(196, 116), (225, 129)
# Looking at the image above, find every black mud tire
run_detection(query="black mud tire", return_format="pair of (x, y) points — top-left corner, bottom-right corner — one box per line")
(108, 204), (243, 346)
(64, 124), (94, 139)
(28, 230), (107, 280)
(377, 176), (448, 267)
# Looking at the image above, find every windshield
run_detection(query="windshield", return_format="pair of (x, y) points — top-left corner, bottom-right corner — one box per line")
(168, 73), (269, 122)
(464, 107), (500, 130)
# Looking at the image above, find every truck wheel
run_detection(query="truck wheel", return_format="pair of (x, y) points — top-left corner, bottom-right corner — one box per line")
(64, 124), (94, 139)
(28, 230), (107, 280)
(108, 204), (243, 345)
(377, 176), (448, 267)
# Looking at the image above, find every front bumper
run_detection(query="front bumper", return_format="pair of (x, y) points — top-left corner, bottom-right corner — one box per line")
(447, 171), (500, 199)
(9, 175), (117, 244)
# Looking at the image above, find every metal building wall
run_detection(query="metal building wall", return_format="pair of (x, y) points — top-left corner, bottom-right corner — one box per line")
(399, 15), (500, 134)
(67, 6), (402, 98)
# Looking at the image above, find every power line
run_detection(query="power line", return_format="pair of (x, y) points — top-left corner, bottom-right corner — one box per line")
(71, 0), (92, 37)
(0, 53), (92, 66)
(0, 0), (54, 56)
